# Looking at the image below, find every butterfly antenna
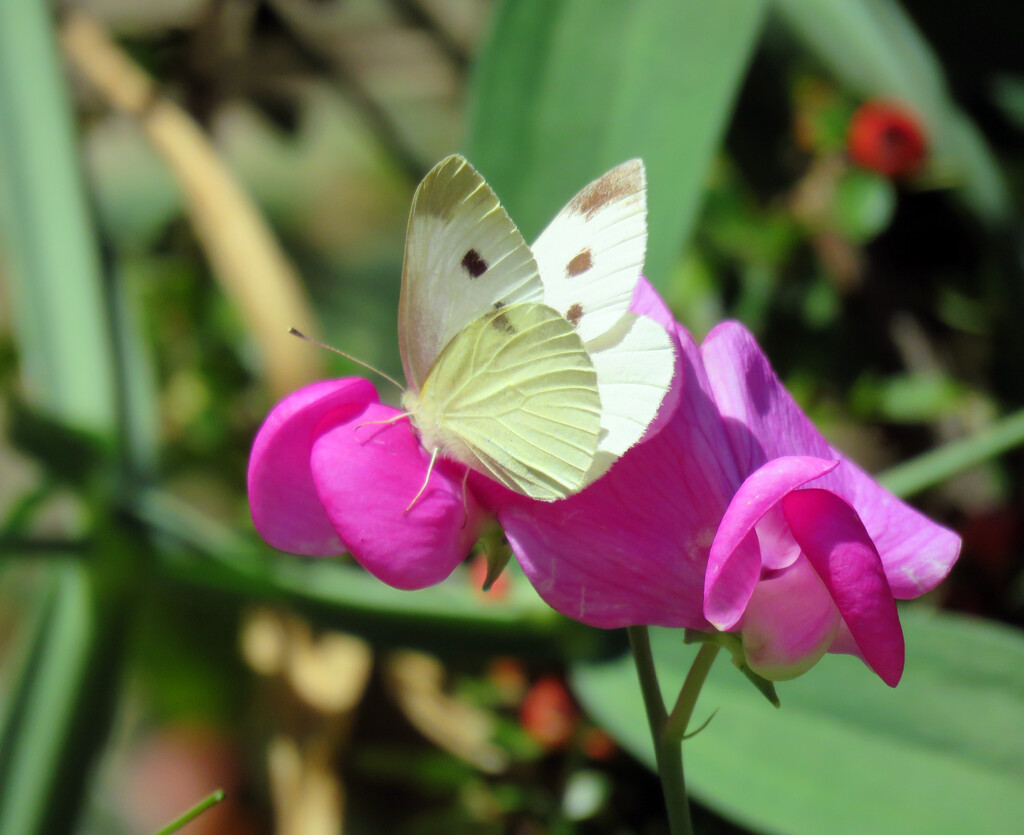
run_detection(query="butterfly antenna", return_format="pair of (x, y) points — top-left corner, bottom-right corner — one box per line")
(288, 328), (405, 393)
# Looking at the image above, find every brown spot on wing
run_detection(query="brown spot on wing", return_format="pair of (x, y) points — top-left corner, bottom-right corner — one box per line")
(566, 303), (584, 328)
(567, 160), (643, 220)
(462, 249), (488, 278)
(566, 248), (593, 277)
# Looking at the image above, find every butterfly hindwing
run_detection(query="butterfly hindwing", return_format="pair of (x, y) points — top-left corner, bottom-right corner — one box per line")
(410, 302), (601, 501)
(531, 159), (647, 345)
(584, 312), (676, 482)
(398, 155), (544, 391)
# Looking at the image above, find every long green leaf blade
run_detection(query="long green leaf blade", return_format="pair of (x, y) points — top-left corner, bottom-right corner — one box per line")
(466, 0), (767, 287)
(0, 6), (133, 835)
(0, 561), (126, 835)
(0, 0), (116, 432)
(879, 407), (1024, 498)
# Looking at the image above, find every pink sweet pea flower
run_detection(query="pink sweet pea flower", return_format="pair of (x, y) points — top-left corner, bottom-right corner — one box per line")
(247, 280), (676, 591)
(248, 280), (960, 686)
(698, 324), (960, 685)
(498, 310), (959, 686)
(247, 377), (485, 589)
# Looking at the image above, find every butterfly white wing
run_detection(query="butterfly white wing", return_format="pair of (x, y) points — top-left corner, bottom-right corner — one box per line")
(398, 155), (544, 391)
(404, 302), (601, 501)
(584, 313), (676, 482)
(532, 159), (675, 468)
(531, 159), (647, 345)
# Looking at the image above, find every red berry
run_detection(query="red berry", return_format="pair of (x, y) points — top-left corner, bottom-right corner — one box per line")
(847, 101), (927, 178)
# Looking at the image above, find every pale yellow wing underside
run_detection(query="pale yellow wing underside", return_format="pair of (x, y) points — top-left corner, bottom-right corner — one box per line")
(408, 302), (601, 501)
(398, 155), (544, 391)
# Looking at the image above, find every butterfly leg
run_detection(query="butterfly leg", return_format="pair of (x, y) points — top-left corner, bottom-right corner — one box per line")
(355, 412), (411, 436)
(404, 446), (440, 514)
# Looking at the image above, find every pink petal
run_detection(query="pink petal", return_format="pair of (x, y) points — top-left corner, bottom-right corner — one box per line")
(821, 458), (961, 598)
(248, 378), (378, 556)
(701, 322), (960, 601)
(497, 325), (740, 629)
(310, 402), (484, 590)
(782, 488), (905, 687)
(704, 456), (839, 630)
(630, 275), (677, 333)
(754, 504), (804, 571)
(739, 556), (842, 681)
(827, 621), (864, 658)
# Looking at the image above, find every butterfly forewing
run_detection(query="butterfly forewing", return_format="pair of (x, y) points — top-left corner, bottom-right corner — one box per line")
(398, 155), (544, 391)
(531, 159), (647, 346)
(413, 302), (601, 501)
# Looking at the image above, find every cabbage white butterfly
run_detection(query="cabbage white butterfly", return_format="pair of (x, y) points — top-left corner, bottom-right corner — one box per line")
(398, 155), (674, 502)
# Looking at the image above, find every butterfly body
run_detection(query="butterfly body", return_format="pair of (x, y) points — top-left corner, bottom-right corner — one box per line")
(397, 155), (674, 502)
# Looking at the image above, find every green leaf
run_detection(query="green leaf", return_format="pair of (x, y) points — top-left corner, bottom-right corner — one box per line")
(573, 609), (1024, 834)
(0, 560), (128, 835)
(773, 0), (1011, 225)
(0, 8), (138, 835)
(0, 0), (117, 433)
(466, 0), (767, 288)
(6, 399), (107, 488)
(878, 406), (1024, 498)
(850, 372), (967, 424)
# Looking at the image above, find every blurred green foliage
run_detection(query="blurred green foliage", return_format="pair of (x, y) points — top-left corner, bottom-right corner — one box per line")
(1, 0), (1024, 833)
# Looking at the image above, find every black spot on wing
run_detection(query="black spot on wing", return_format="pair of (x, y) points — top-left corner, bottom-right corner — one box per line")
(566, 303), (584, 328)
(462, 249), (488, 278)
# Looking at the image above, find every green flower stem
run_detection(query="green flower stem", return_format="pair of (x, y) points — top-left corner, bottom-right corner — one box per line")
(665, 643), (721, 741)
(627, 626), (693, 835)
(152, 789), (224, 835)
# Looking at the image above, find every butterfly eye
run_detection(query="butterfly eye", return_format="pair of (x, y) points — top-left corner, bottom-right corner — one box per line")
(566, 248), (593, 277)
(461, 249), (488, 278)
(566, 303), (584, 328)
